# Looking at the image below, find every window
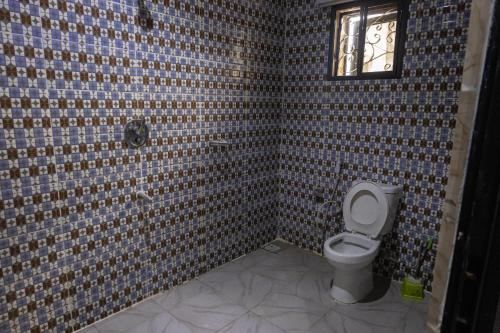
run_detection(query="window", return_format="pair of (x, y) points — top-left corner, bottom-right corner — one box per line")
(328, 0), (407, 80)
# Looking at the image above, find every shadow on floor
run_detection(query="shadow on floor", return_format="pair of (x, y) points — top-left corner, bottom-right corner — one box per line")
(359, 275), (392, 303)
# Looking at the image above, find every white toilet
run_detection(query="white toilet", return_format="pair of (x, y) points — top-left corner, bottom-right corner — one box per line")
(324, 180), (402, 303)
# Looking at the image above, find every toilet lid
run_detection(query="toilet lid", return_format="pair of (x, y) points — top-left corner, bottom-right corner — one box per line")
(343, 181), (389, 238)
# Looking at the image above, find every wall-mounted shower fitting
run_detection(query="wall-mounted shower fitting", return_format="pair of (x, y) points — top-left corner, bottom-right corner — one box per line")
(315, 161), (345, 254)
(209, 140), (230, 148)
(124, 117), (149, 148)
(209, 139), (231, 154)
(136, 191), (152, 203)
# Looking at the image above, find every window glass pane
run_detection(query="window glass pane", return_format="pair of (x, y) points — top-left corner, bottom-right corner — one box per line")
(362, 2), (398, 73)
(334, 7), (361, 77)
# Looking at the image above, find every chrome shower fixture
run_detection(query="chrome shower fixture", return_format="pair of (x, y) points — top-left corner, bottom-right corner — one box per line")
(124, 117), (149, 148)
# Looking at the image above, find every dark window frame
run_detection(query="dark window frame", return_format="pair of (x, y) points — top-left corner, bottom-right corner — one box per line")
(327, 0), (408, 81)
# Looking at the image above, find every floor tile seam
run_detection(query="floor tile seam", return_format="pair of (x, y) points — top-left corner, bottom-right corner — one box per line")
(93, 301), (168, 332)
(196, 266), (297, 311)
(249, 311), (289, 333)
(330, 306), (408, 330)
(212, 309), (281, 333)
(212, 311), (248, 333)
(150, 284), (238, 330)
(247, 306), (265, 320)
(161, 305), (220, 333)
(247, 305), (330, 331)
(193, 276), (246, 307)
(307, 311), (330, 332)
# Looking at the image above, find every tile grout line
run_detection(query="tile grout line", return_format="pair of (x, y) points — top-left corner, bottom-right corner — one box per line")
(72, 291), (169, 333)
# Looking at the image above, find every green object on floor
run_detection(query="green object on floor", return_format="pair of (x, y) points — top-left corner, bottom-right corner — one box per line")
(401, 237), (434, 301)
(401, 276), (424, 301)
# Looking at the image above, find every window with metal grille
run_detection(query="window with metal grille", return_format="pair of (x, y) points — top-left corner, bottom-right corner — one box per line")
(328, 0), (407, 80)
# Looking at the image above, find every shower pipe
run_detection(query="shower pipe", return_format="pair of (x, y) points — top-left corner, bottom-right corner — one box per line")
(316, 162), (345, 256)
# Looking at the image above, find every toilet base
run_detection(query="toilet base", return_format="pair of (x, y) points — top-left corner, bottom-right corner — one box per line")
(330, 264), (373, 303)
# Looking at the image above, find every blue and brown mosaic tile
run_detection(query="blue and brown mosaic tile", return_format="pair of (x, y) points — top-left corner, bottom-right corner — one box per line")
(0, 0), (472, 331)
(0, 0), (282, 331)
(278, 0), (471, 291)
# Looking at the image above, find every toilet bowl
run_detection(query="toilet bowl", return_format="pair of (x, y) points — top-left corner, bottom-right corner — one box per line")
(324, 181), (402, 303)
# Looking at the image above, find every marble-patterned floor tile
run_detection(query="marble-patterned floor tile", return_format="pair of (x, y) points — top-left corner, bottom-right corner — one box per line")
(307, 312), (348, 333)
(249, 247), (333, 284)
(152, 279), (215, 311)
(126, 311), (204, 333)
(167, 288), (248, 332)
(247, 251), (310, 288)
(279, 246), (334, 273)
(331, 283), (412, 329)
(403, 298), (429, 333)
(199, 267), (289, 309)
(249, 249), (335, 307)
(78, 244), (429, 333)
(257, 246), (312, 269)
(355, 280), (413, 309)
(292, 269), (336, 307)
(307, 281), (427, 333)
(308, 310), (404, 333)
(251, 291), (329, 332)
(247, 264), (306, 289)
(94, 300), (167, 333)
(216, 312), (287, 333)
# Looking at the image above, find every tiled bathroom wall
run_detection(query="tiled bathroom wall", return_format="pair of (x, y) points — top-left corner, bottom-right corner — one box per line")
(0, 0), (477, 332)
(0, 0), (282, 332)
(277, 0), (472, 290)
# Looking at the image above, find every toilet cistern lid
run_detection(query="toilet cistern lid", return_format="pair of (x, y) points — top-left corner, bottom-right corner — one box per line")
(343, 181), (389, 238)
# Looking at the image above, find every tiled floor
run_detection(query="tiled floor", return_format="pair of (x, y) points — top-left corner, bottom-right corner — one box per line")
(79, 242), (428, 333)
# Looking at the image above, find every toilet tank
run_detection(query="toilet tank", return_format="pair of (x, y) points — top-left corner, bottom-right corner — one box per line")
(376, 183), (403, 235)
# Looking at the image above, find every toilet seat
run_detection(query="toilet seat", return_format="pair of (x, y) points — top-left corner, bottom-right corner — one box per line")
(324, 232), (381, 267)
(343, 181), (389, 238)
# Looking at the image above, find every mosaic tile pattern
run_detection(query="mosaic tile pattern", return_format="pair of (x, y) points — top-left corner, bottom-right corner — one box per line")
(0, 0), (472, 331)
(277, 0), (471, 290)
(0, 0), (282, 332)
